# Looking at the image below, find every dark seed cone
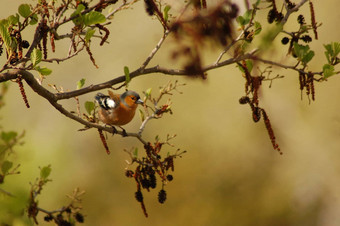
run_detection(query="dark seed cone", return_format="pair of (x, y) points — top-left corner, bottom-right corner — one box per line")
(158, 189), (167, 204)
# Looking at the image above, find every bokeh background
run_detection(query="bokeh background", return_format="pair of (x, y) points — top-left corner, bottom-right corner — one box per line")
(1, 0), (340, 225)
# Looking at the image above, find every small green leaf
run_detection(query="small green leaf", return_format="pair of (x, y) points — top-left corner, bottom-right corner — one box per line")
(245, 60), (253, 72)
(1, 131), (17, 143)
(77, 78), (86, 89)
(163, 5), (171, 22)
(254, 21), (262, 35)
(333, 42), (340, 56)
(139, 109), (145, 122)
(237, 60), (253, 73)
(85, 28), (96, 43)
(1, 161), (13, 174)
(324, 43), (334, 56)
(145, 88), (152, 99)
(18, 4), (32, 18)
(0, 22), (14, 55)
(40, 165), (51, 179)
(243, 10), (252, 22)
(133, 148), (138, 158)
(124, 66), (130, 87)
(324, 42), (340, 65)
(84, 101), (95, 115)
(302, 50), (314, 64)
(35, 66), (52, 76)
(323, 64), (335, 78)
(83, 11), (106, 26)
(31, 48), (42, 67)
(236, 16), (245, 26)
(293, 43), (306, 59)
(237, 10), (252, 26)
(71, 4), (86, 26)
(7, 14), (19, 25)
(293, 43), (314, 65)
(29, 14), (38, 25)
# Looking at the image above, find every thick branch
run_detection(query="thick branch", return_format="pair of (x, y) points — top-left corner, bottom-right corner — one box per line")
(0, 69), (147, 144)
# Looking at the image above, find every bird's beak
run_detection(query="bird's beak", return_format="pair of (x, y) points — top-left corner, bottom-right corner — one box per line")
(136, 99), (144, 105)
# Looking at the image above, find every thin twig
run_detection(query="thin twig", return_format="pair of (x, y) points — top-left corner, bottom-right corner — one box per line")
(0, 188), (15, 197)
(138, 115), (156, 136)
(105, 0), (138, 19)
(42, 45), (85, 63)
(281, 0), (309, 24)
(139, 30), (170, 72)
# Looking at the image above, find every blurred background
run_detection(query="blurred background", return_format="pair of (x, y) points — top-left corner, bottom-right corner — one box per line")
(1, 0), (340, 225)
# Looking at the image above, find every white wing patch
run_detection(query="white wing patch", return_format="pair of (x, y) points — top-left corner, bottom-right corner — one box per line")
(106, 98), (116, 108)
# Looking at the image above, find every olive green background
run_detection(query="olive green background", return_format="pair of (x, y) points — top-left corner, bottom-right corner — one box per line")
(1, 0), (340, 225)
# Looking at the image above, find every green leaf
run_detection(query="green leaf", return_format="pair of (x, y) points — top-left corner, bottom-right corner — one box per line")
(71, 4), (86, 26)
(30, 48), (42, 67)
(236, 16), (245, 26)
(35, 66), (52, 76)
(237, 60), (253, 73)
(0, 22), (14, 55)
(293, 43), (307, 58)
(7, 14), (19, 25)
(1, 160), (13, 174)
(254, 0), (261, 7)
(245, 60), (253, 72)
(77, 78), (86, 89)
(302, 50), (314, 64)
(139, 109), (145, 122)
(40, 165), (51, 179)
(84, 101), (95, 115)
(133, 148), (138, 158)
(243, 10), (252, 22)
(18, 4), (32, 18)
(29, 14), (38, 25)
(324, 42), (340, 65)
(145, 88), (152, 99)
(293, 43), (314, 65)
(1, 131), (17, 143)
(332, 42), (340, 56)
(124, 66), (130, 86)
(85, 28), (96, 43)
(237, 10), (252, 26)
(163, 5), (171, 22)
(83, 11), (106, 26)
(323, 64), (335, 78)
(254, 21), (262, 35)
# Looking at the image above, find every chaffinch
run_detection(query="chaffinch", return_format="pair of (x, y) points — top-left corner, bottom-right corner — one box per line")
(95, 90), (143, 126)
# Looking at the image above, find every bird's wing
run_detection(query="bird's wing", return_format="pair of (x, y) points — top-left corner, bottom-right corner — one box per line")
(108, 90), (120, 103)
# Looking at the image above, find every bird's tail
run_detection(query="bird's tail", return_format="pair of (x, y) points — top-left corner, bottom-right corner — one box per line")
(95, 93), (109, 109)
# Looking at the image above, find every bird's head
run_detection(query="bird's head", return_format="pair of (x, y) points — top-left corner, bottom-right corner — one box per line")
(121, 90), (143, 108)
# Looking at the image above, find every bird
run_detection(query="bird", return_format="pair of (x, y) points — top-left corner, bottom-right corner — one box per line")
(95, 90), (143, 129)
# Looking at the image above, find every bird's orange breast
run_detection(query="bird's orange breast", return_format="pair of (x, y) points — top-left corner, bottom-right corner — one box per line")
(98, 105), (137, 126)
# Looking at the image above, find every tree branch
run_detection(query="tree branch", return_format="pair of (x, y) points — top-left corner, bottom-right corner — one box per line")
(139, 30), (170, 72)
(281, 0), (309, 24)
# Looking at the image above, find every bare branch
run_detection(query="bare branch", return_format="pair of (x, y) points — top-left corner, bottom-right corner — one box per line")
(281, 0), (309, 24)
(139, 30), (170, 72)
(105, 0), (138, 19)
(41, 46), (85, 63)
